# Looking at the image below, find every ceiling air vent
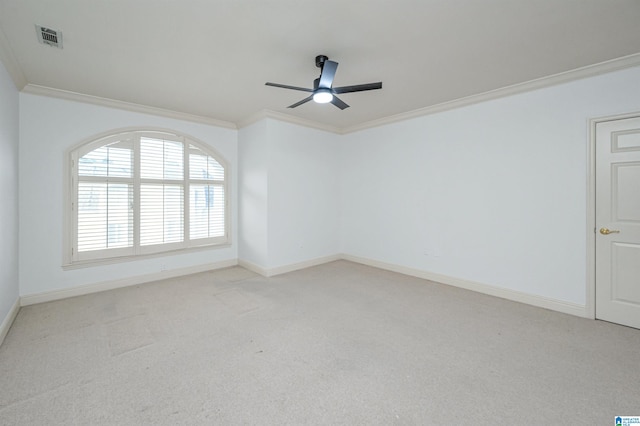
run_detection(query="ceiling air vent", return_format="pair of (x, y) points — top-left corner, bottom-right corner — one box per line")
(35, 25), (63, 49)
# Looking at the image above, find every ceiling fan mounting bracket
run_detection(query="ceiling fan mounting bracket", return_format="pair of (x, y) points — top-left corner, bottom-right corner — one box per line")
(315, 55), (329, 68)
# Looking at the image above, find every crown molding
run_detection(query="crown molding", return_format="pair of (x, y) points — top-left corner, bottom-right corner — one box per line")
(21, 84), (237, 130)
(237, 109), (342, 134)
(0, 26), (27, 89)
(341, 52), (640, 134)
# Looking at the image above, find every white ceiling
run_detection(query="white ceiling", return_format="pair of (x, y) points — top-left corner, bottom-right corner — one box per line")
(1, 0), (640, 131)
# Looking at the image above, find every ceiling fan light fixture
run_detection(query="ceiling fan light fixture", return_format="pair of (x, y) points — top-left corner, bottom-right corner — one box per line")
(313, 89), (333, 104)
(265, 55), (382, 110)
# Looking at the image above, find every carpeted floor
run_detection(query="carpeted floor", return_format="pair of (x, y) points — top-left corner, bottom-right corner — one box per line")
(0, 260), (638, 425)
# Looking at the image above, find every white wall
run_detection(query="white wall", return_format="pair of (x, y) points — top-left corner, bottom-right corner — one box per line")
(19, 93), (238, 297)
(238, 119), (340, 270)
(340, 66), (640, 306)
(238, 120), (269, 267)
(0, 58), (19, 326)
(266, 120), (340, 268)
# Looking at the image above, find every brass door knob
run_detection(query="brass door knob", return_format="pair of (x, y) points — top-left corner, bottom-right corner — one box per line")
(600, 227), (620, 235)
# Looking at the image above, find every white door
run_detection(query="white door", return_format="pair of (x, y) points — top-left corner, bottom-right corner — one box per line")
(595, 116), (640, 329)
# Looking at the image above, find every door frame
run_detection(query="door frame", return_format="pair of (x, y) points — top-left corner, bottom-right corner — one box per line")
(586, 111), (640, 320)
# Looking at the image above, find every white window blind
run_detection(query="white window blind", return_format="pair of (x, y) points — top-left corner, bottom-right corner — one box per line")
(140, 137), (184, 180)
(69, 131), (228, 264)
(77, 182), (133, 251)
(140, 137), (185, 248)
(189, 184), (225, 240)
(140, 184), (184, 246)
(76, 140), (134, 255)
(188, 144), (226, 240)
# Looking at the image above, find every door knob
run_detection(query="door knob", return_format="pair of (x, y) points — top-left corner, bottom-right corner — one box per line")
(600, 227), (620, 235)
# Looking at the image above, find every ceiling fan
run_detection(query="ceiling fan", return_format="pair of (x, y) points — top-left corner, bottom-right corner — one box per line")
(265, 55), (382, 110)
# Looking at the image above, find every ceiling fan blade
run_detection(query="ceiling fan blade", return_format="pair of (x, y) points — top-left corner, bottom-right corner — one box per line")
(265, 82), (313, 92)
(288, 95), (314, 108)
(331, 96), (350, 110)
(333, 82), (382, 94)
(318, 60), (338, 88)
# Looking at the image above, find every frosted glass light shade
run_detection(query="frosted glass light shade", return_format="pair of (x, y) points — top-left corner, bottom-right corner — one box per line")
(313, 89), (333, 104)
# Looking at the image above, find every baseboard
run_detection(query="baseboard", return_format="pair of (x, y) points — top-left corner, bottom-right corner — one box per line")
(0, 297), (20, 347)
(237, 259), (269, 276)
(341, 254), (588, 318)
(20, 259), (238, 306)
(265, 255), (342, 277)
(239, 254), (341, 277)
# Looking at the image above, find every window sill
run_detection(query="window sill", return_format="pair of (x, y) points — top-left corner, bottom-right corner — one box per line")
(62, 242), (232, 270)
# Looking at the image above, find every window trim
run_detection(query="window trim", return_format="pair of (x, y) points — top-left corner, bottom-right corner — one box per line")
(63, 127), (230, 268)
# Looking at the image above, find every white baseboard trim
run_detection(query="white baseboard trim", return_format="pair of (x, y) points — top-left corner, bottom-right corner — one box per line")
(237, 259), (269, 276)
(267, 254), (341, 277)
(239, 254), (341, 277)
(341, 254), (588, 318)
(0, 297), (20, 347)
(20, 259), (238, 306)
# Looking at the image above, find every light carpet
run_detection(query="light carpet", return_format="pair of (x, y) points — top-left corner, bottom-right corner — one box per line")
(0, 260), (638, 425)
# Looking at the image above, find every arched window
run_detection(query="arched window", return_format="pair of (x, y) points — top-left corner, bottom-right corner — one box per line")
(67, 129), (228, 264)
